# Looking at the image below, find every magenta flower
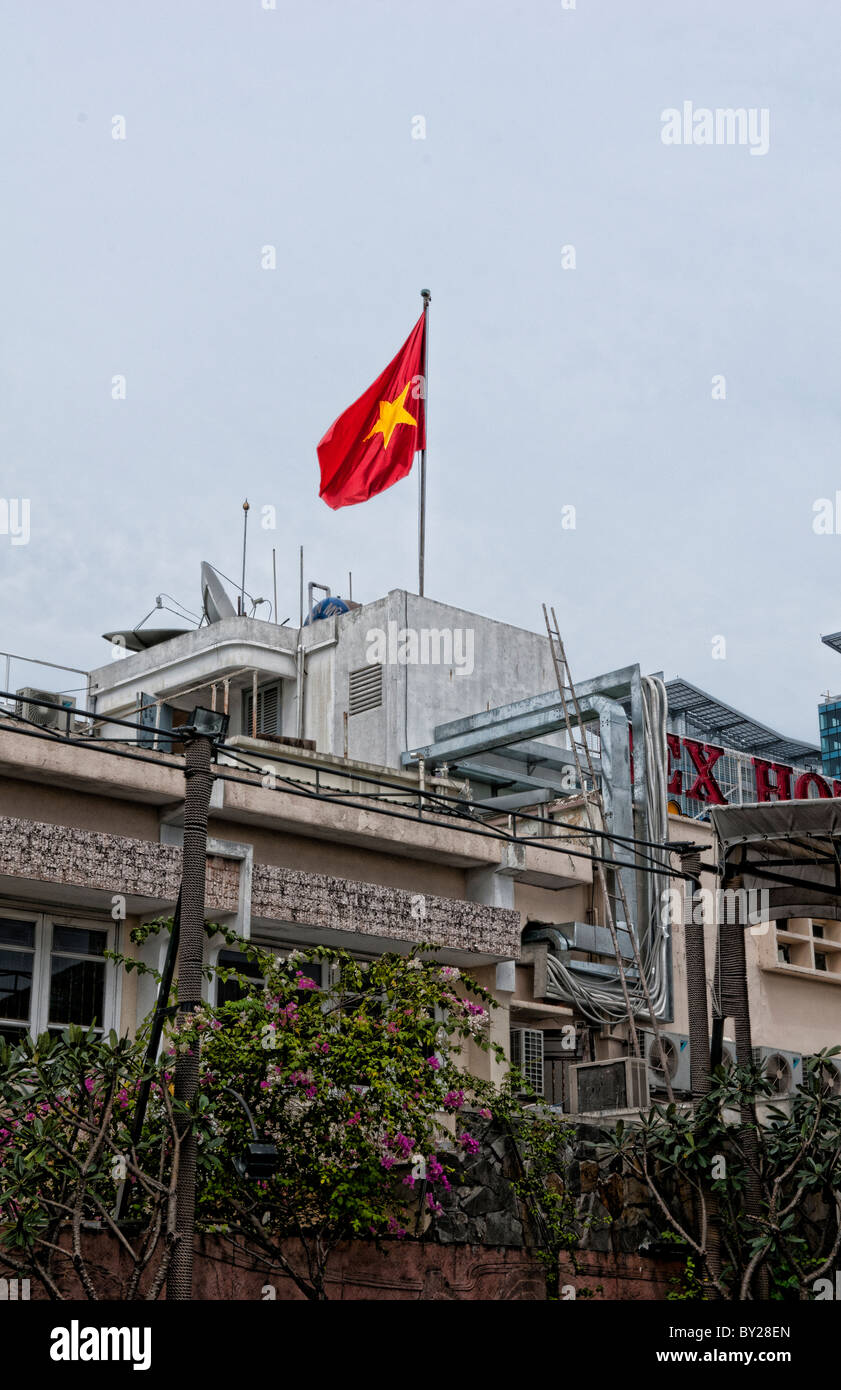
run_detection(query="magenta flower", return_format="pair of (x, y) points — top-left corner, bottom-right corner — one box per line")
(459, 1132), (480, 1154)
(426, 1056), (441, 1071)
(442, 1089), (464, 1111)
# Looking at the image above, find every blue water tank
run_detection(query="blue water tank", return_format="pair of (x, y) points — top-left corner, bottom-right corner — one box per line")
(304, 596), (350, 625)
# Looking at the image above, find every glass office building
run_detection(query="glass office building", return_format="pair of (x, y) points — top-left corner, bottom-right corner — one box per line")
(819, 697), (841, 780)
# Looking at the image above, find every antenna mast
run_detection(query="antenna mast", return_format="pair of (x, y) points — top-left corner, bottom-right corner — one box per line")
(240, 499), (250, 616)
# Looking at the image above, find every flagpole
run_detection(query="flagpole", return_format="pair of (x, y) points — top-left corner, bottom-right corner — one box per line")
(418, 288), (431, 597)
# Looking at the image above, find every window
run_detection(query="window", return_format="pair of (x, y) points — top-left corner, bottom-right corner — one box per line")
(813, 923), (825, 940)
(0, 918), (35, 1042)
(0, 913), (115, 1041)
(213, 947), (323, 1009)
(215, 948), (266, 1007)
(815, 951), (828, 972)
(242, 682), (283, 738)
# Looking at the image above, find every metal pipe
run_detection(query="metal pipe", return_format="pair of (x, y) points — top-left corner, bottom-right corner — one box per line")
(251, 671), (258, 738)
(0, 651), (88, 676)
(418, 289), (430, 596)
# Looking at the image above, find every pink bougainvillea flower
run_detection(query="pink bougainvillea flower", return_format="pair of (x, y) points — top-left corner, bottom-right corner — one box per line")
(459, 1132), (480, 1154)
(442, 1089), (464, 1111)
(426, 1056), (441, 1070)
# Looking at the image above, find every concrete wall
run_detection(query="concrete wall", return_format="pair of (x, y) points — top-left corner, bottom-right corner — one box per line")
(325, 591), (557, 767)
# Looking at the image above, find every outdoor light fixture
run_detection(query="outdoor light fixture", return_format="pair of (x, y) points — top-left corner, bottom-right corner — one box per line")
(221, 1086), (280, 1180)
(181, 706), (230, 741)
(233, 1141), (281, 1181)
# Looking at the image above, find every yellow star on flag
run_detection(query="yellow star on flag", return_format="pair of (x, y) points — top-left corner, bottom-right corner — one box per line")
(364, 381), (417, 450)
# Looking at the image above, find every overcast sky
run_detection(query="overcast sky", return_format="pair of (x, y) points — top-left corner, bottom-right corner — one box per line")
(2, 0), (840, 744)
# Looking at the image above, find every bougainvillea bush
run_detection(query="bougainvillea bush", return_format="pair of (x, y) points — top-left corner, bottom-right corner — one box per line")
(0, 923), (581, 1301)
(183, 938), (506, 1299)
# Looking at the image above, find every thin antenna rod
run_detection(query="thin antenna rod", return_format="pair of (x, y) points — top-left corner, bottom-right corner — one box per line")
(272, 548), (278, 624)
(240, 500), (250, 616)
(299, 545), (304, 627)
(348, 571), (352, 602)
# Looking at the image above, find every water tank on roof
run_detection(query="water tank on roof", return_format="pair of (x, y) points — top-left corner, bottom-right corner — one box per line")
(304, 596), (351, 625)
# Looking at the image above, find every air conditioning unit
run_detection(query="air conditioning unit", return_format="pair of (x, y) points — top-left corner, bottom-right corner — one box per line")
(754, 1047), (802, 1097)
(719, 1039), (737, 1072)
(510, 1028), (545, 1096)
(808, 1054), (841, 1097)
(642, 1030), (691, 1094)
(15, 688), (76, 731)
(569, 1056), (649, 1114)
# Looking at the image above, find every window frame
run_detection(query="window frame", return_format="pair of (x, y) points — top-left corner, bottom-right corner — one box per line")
(0, 908), (116, 1040)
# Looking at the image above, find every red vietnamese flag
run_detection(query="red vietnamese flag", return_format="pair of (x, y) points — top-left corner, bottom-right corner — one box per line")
(317, 312), (426, 509)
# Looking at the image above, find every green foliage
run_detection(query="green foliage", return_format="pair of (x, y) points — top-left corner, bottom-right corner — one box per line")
(0, 1024), (216, 1299)
(174, 940), (509, 1298)
(1, 928), (588, 1301)
(490, 1076), (595, 1299)
(666, 1255), (706, 1301)
(603, 1050), (841, 1301)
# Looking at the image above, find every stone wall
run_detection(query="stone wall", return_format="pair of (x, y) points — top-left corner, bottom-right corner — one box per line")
(250, 862), (520, 957)
(0, 815), (520, 958)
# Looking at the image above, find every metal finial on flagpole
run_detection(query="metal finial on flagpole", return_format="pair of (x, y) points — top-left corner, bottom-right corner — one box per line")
(418, 290), (431, 598)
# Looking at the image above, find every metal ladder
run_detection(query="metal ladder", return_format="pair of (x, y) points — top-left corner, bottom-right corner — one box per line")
(542, 604), (675, 1102)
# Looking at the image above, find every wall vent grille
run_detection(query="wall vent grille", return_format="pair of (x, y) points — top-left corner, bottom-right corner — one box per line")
(348, 664), (383, 716)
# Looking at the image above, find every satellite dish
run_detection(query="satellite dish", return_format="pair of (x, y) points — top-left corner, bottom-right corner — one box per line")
(103, 629), (190, 652)
(201, 562), (237, 624)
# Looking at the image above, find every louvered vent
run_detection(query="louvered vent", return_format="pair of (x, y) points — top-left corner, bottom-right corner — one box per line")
(243, 682), (282, 737)
(348, 664), (382, 716)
